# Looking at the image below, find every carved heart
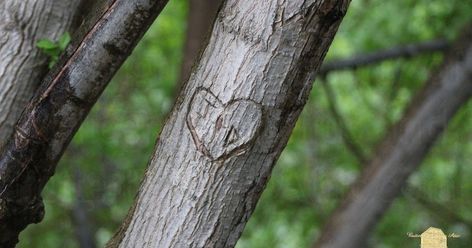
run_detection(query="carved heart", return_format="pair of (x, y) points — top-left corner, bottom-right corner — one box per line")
(186, 88), (262, 160)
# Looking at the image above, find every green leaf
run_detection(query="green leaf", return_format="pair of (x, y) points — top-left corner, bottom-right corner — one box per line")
(36, 32), (71, 69)
(42, 49), (60, 58)
(58, 32), (71, 50)
(36, 39), (57, 50)
(48, 57), (58, 69)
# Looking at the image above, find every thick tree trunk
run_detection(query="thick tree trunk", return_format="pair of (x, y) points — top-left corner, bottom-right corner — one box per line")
(314, 24), (472, 248)
(0, 0), (169, 246)
(107, 0), (350, 247)
(0, 0), (82, 150)
(178, 0), (223, 87)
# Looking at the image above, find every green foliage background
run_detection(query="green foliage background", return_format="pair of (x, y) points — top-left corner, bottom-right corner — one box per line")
(19, 0), (472, 247)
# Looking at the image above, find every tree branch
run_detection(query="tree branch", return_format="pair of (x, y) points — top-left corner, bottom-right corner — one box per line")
(406, 186), (472, 229)
(319, 39), (449, 75)
(71, 166), (97, 248)
(0, 0), (84, 149)
(314, 24), (472, 248)
(320, 78), (368, 165)
(0, 0), (169, 246)
(320, 75), (470, 240)
(177, 0), (223, 92)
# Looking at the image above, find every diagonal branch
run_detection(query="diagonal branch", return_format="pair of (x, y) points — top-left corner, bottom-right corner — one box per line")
(321, 74), (472, 239)
(0, 0), (169, 246)
(319, 39), (449, 75)
(0, 0), (85, 150)
(320, 78), (368, 165)
(406, 187), (472, 229)
(314, 24), (472, 248)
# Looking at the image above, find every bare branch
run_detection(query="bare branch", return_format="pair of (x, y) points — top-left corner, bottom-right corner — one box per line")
(314, 24), (472, 248)
(319, 39), (449, 75)
(321, 74), (470, 240)
(71, 166), (98, 248)
(406, 187), (472, 229)
(320, 78), (368, 165)
(177, 0), (223, 91)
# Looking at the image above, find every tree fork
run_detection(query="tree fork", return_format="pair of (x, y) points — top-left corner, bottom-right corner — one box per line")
(0, 0), (169, 246)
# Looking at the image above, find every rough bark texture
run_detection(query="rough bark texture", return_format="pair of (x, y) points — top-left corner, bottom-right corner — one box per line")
(107, 0), (350, 247)
(0, 0), (169, 246)
(314, 24), (472, 248)
(178, 0), (224, 87)
(0, 0), (82, 150)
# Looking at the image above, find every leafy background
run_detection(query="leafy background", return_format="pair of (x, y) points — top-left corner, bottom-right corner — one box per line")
(19, 0), (472, 247)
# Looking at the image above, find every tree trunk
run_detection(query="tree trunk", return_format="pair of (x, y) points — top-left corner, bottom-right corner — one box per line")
(107, 0), (350, 247)
(0, 0), (169, 246)
(0, 0), (82, 150)
(178, 0), (223, 88)
(314, 24), (472, 248)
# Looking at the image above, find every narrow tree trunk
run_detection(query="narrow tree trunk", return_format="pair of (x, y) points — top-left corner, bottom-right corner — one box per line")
(314, 24), (472, 248)
(0, 0), (82, 149)
(0, 0), (169, 246)
(107, 0), (350, 247)
(178, 0), (223, 87)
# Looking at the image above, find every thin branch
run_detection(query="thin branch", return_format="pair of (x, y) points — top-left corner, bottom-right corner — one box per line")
(383, 65), (403, 126)
(320, 78), (368, 165)
(177, 0), (223, 92)
(71, 167), (98, 248)
(0, 0), (169, 245)
(321, 75), (472, 240)
(314, 24), (472, 248)
(319, 39), (449, 75)
(406, 186), (472, 229)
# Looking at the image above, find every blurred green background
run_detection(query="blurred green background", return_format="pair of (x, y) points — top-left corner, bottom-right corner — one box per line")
(18, 0), (472, 247)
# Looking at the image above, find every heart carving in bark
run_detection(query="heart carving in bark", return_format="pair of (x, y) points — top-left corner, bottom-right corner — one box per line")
(186, 88), (262, 160)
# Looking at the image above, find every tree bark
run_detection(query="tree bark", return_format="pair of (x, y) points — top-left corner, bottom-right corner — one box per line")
(0, 0), (169, 246)
(107, 0), (350, 247)
(178, 0), (224, 88)
(0, 0), (83, 150)
(314, 24), (472, 248)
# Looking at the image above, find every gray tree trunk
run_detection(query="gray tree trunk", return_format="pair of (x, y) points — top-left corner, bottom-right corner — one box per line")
(107, 0), (350, 247)
(314, 24), (472, 248)
(0, 0), (82, 149)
